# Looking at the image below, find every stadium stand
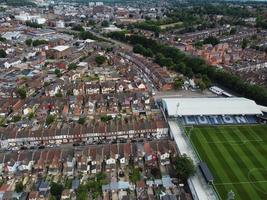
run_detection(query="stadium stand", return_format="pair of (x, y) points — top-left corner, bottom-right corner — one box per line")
(163, 98), (263, 125)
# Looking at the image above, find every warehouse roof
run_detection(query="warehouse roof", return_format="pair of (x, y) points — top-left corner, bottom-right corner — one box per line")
(162, 97), (263, 116)
(52, 45), (69, 52)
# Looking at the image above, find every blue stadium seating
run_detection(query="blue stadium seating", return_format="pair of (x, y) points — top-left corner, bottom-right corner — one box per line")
(181, 115), (258, 125)
(246, 115), (257, 124)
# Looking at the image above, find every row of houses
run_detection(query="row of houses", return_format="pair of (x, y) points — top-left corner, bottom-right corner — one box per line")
(0, 116), (169, 148)
(46, 80), (147, 97)
(0, 140), (177, 176)
(121, 52), (173, 91)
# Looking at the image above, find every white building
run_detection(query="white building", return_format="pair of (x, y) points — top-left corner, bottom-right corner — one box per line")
(102, 25), (122, 33)
(1, 31), (21, 40)
(15, 12), (46, 24)
(56, 20), (65, 28)
(32, 17), (46, 25)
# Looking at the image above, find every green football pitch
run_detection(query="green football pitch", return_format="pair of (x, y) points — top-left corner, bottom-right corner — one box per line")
(186, 125), (267, 200)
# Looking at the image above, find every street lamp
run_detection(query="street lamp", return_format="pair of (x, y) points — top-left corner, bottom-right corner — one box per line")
(188, 126), (194, 142)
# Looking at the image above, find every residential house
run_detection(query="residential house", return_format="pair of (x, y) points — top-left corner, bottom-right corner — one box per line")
(61, 189), (71, 200)
(28, 191), (39, 200)
(38, 180), (49, 192)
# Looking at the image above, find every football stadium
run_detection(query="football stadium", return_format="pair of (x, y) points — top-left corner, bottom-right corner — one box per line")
(162, 97), (262, 125)
(163, 97), (267, 200)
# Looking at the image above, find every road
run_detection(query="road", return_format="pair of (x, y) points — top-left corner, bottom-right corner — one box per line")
(155, 89), (217, 99)
(57, 27), (132, 51)
(88, 29), (132, 51)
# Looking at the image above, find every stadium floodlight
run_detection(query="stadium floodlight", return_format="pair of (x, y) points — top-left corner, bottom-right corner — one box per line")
(175, 103), (180, 118)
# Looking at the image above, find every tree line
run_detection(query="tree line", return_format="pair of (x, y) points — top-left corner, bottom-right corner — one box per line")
(108, 31), (267, 106)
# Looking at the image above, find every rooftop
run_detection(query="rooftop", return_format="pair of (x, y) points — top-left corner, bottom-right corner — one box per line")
(163, 97), (263, 116)
(52, 45), (70, 52)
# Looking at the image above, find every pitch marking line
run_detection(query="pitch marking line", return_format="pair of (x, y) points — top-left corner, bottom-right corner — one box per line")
(214, 180), (267, 186)
(247, 168), (267, 195)
(247, 130), (263, 141)
(206, 139), (263, 144)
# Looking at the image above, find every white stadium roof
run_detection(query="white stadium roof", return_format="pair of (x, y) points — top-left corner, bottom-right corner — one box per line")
(258, 105), (267, 113)
(162, 97), (263, 116)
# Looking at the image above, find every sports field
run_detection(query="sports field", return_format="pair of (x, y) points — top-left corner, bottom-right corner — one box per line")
(187, 125), (267, 200)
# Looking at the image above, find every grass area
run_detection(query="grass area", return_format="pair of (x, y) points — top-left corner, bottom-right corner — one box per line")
(160, 22), (183, 29)
(186, 125), (267, 200)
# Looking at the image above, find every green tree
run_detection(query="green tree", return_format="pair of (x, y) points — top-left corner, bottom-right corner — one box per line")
(197, 79), (206, 91)
(174, 154), (196, 181)
(15, 181), (24, 193)
(129, 167), (141, 183)
(16, 87), (27, 99)
(72, 24), (84, 32)
(100, 115), (112, 122)
(26, 21), (42, 28)
(175, 62), (187, 74)
(256, 15), (267, 28)
(25, 39), (32, 46)
(64, 178), (72, 189)
(135, 21), (161, 33)
(85, 172), (106, 199)
(0, 118), (6, 127)
(12, 115), (21, 122)
(96, 172), (106, 181)
(46, 115), (55, 126)
(28, 112), (34, 120)
(95, 55), (106, 66)
(203, 36), (220, 46)
(78, 117), (86, 125)
(133, 44), (153, 57)
(55, 91), (63, 98)
(154, 53), (173, 68)
(32, 40), (48, 47)
(133, 44), (146, 54)
(54, 68), (62, 77)
(68, 63), (77, 70)
(194, 40), (203, 48)
(229, 28), (237, 35)
(202, 75), (211, 87)
(79, 31), (98, 40)
(174, 78), (184, 89)
(44, 82), (50, 87)
(0, 49), (7, 58)
(77, 185), (88, 200)
(101, 20), (109, 27)
(50, 182), (63, 199)
(49, 196), (56, 200)
(0, 36), (6, 42)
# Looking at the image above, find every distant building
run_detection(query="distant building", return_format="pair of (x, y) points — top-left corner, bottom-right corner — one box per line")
(14, 12), (46, 24)
(46, 45), (71, 59)
(102, 25), (122, 33)
(56, 20), (65, 28)
(1, 31), (20, 40)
